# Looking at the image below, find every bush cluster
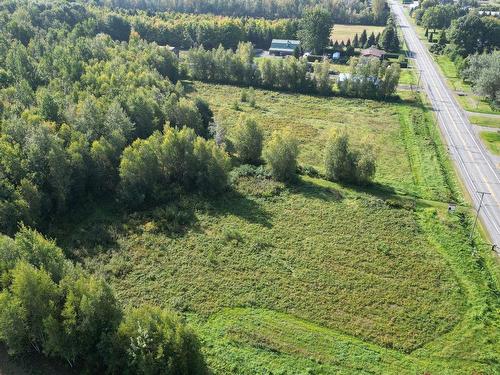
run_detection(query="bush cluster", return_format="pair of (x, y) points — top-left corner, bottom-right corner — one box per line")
(338, 57), (401, 99)
(120, 126), (230, 206)
(324, 132), (376, 185)
(0, 227), (205, 374)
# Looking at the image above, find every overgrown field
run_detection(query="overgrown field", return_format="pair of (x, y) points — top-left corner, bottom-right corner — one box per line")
(53, 84), (499, 374)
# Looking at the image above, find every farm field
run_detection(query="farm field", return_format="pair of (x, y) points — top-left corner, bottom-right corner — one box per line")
(330, 24), (385, 44)
(49, 83), (500, 374)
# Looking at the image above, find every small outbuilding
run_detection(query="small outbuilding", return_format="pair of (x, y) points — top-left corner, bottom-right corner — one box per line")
(269, 39), (301, 56)
(167, 45), (180, 57)
(360, 46), (385, 59)
(331, 52), (341, 60)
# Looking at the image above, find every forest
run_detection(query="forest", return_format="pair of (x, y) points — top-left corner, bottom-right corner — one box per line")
(93, 0), (388, 24)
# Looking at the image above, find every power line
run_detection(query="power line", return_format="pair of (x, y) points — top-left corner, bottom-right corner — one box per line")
(469, 191), (491, 244)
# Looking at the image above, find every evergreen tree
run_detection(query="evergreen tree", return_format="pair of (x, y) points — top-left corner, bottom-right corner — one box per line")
(346, 38), (351, 47)
(380, 25), (400, 52)
(438, 29), (447, 46)
(360, 29), (368, 47)
(352, 33), (359, 48)
(366, 32), (376, 47)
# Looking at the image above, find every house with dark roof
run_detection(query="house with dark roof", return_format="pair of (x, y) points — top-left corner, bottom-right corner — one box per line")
(269, 39), (301, 56)
(360, 46), (386, 59)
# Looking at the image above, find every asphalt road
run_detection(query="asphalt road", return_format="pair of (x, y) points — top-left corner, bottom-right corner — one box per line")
(389, 0), (500, 250)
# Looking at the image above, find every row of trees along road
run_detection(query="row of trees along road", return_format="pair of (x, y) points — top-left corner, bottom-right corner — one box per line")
(411, 0), (500, 107)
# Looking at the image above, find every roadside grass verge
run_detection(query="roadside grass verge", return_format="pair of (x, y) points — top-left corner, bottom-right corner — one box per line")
(469, 115), (500, 128)
(479, 131), (500, 155)
(399, 68), (417, 86)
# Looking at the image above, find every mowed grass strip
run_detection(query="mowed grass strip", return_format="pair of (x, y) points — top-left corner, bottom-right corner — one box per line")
(83, 179), (465, 352)
(469, 115), (500, 128)
(190, 306), (493, 375)
(480, 131), (500, 155)
(330, 24), (385, 44)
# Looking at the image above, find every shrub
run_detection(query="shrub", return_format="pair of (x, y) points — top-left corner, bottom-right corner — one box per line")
(232, 118), (264, 165)
(263, 131), (299, 182)
(110, 306), (205, 375)
(0, 228), (206, 373)
(247, 87), (256, 107)
(240, 89), (248, 102)
(324, 132), (376, 185)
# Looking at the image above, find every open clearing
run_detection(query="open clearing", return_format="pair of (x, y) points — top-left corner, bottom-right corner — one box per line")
(48, 83), (500, 374)
(330, 24), (385, 44)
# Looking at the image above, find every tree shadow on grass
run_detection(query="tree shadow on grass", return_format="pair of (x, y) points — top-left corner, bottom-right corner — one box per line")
(202, 190), (273, 228)
(290, 178), (344, 202)
(49, 197), (201, 259)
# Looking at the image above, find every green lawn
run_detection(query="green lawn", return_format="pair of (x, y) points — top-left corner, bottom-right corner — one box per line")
(399, 68), (417, 85)
(480, 131), (500, 155)
(48, 83), (500, 374)
(330, 24), (385, 44)
(469, 115), (500, 128)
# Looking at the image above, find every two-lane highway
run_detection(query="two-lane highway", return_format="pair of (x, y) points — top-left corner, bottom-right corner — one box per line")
(389, 1), (500, 249)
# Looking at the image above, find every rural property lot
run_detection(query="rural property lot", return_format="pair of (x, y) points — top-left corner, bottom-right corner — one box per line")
(50, 83), (499, 374)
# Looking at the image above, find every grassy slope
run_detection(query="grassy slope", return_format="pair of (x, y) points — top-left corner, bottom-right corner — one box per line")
(53, 83), (499, 374)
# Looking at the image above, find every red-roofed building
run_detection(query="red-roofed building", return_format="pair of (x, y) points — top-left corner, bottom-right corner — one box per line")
(360, 46), (386, 59)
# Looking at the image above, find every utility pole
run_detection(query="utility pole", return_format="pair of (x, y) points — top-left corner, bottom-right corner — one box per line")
(416, 69), (422, 90)
(469, 191), (490, 243)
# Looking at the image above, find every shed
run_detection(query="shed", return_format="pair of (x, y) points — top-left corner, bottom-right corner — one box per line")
(165, 46), (179, 57)
(360, 46), (385, 59)
(331, 52), (341, 60)
(269, 39), (301, 56)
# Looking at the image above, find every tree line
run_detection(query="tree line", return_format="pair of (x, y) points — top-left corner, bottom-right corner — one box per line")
(183, 42), (400, 98)
(131, 12), (299, 50)
(411, 0), (500, 107)
(94, 0), (389, 25)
